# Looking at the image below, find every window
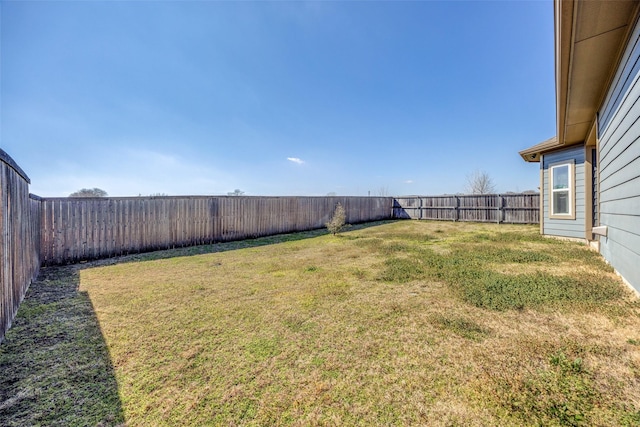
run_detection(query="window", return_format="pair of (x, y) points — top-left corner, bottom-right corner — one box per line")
(549, 162), (575, 218)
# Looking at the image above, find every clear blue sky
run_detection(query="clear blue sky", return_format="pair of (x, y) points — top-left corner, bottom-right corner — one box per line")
(1, 0), (555, 197)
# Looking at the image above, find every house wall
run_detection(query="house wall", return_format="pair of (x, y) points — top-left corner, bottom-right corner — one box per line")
(541, 145), (585, 239)
(597, 15), (640, 293)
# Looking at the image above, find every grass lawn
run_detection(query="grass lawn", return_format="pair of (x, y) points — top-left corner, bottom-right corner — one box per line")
(2, 220), (640, 426)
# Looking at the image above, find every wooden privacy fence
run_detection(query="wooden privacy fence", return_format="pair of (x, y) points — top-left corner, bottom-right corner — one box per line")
(0, 150), (41, 342)
(393, 194), (539, 224)
(39, 196), (392, 265)
(0, 148), (542, 341)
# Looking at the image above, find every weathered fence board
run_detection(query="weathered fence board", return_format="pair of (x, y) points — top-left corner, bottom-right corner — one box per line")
(0, 150), (41, 342)
(393, 194), (539, 224)
(36, 194), (538, 266)
(38, 196), (392, 265)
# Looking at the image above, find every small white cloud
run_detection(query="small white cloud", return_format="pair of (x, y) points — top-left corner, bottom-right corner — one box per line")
(287, 157), (305, 164)
(404, 180), (414, 184)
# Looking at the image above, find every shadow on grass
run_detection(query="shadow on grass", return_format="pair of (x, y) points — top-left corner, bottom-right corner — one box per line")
(0, 265), (125, 426)
(82, 220), (399, 267)
(0, 221), (396, 425)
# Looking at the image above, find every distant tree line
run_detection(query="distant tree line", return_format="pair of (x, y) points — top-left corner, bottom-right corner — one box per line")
(69, 188), (108, 197)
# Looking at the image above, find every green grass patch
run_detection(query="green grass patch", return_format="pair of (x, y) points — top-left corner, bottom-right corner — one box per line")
(245, 337), (281, 361)
(379, 257), (425, 282)
(493, 350), (597, 426)
(376, 231), (625, 313)
(430, 314), (492, 341)
(458, 271), (624, 311)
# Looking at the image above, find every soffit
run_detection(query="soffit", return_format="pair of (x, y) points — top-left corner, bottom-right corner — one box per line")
(558, 0), (639, 145)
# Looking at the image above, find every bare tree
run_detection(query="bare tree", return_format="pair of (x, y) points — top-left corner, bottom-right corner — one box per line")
(465, 170), (496, 194)
(376, 186), (390, 197)
(69, 188), (108, 197)
(227, 189), (245, 196)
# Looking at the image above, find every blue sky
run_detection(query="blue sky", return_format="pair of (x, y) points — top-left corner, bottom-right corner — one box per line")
(1, 0), (554, 197)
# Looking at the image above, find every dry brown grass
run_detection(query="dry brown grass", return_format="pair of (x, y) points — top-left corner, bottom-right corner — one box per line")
(3, 220), (640, 426)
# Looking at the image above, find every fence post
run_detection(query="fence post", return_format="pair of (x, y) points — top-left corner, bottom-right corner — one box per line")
(455, 196), (459, 222)
(497, 195), (503, 224)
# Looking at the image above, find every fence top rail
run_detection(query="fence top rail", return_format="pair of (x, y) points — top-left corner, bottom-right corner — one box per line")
(396, 193), (539, 198)
(36, 195), (394, 201)
(0, 148), (30, 183)
(34, 194), (538, 202)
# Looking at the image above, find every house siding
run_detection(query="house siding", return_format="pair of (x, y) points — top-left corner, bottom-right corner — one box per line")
(541, 146), (585, 239)
(597, 15), (640, 293)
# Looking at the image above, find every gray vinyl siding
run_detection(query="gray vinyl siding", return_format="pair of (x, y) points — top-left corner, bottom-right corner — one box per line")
(541, 146), (585, 239)
(597, 15), (640, 293)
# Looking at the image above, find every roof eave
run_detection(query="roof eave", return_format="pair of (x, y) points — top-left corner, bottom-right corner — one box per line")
(555, 0), (573, 147)
(556, 0), (640, 146)
(519, 136), (561, 162)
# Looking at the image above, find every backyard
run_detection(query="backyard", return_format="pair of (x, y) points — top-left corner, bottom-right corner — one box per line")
(1, 220), (639, 426)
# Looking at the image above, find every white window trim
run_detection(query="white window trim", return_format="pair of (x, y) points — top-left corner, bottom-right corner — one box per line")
(549, 160), (576, 220)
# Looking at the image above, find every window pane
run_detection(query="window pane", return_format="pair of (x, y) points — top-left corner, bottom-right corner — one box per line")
(553, 165), (569, 189)
(553, 190), (569, 214)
